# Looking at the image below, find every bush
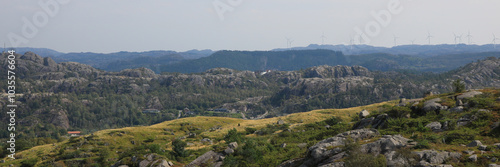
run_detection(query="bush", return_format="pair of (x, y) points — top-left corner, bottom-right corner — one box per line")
(324, 116), (342, 126)
(385, 118), (408, 133)
(452, 79), (465, 93)
(21, 158), (38, 167)
(387, 106), (412, 118)
(172, 139), (188, 158)
(414, 140), (430, 149)
(224, 128), (243, 143)
(344, 137), (387, 167)
(445, 128), (479, 145)
(148, 144), (162, 154)
(468, 97), (495, 109)
(245, 127), (257, 134)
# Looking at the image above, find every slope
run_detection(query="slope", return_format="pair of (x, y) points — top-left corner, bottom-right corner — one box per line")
(1, 101), (396, 166)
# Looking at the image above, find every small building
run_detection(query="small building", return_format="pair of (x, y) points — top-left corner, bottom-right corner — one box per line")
(142, 109), (160, 114)
(68, 131), (81, 137)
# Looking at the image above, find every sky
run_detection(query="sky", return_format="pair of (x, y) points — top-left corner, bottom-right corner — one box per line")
(1, 0), (500, 53)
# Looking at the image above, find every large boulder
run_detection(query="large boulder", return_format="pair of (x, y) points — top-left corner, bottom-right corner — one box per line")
(156, 160), (173, 167)
(425, 122), (442, 132)
(414, 150), (461, 165)
(299, 129), (380, 166)
(352, 114), (387, 130)
(228, 142), (238, 149)
(469, 154), (478, 162)
(467, 140), (483, 147)
(449, 106), (464, 113)
(359, 110), (370, 119)
(186, 151), (224, 167)
(457, 91), (483, 99)
(422, 98), (447, 113)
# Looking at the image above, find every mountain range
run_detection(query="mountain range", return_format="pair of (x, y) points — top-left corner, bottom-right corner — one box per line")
(0, 47), (499, 166)
(10, 44), (500, 73)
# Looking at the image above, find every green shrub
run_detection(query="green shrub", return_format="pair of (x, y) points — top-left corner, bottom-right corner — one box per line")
(148, 144), (162, 154)
(452, 79), (465, 93)
(387, 106), (412, 118)
(468, 97), (495, 109)
(224, 128), (243, 143)
(324, 116), (342, 126)
(21, 158), (38, 167)
(172, 139), (188, 158)
(144, 136), (155, 143)
(344, 137), (387, 167)
(414, 139), (430, 149)
(445, 128), (479, 145)
(385, 118), (408, 133)
(245, 127), (257, 134)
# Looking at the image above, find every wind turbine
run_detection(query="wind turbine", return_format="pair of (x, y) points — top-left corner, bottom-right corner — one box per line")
(321, 32), (327, 45)
(466, 30), (473, 45)
(426, 31), (433, 45)
(409, 39), (416, 45)
(349, 36), (355, 50)
(493, 33), (500, 48)
(286, 37), (294, 49)
(393, 34), (399, 46)
(453, 33), (463, 46)
(358, 34), (364, 44)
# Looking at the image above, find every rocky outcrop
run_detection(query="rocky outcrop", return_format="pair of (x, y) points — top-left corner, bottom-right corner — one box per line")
(300, 129), (380, 166)
(302, 65), (371, 78)
(146, 96), (163, 110)
(113, 154), (173, 167)
(422, 98), (447, 113)
(453, 57), (500, 88)
(457, 91), (483, 99)
(467, 140), (483, 147)
(352, 114), (387, 130)
(414, 150), (461, 165)
(49, 109), (70, 130)
(359, 110), (370, 119)
(287, 129), (467, 167)
(425, 122), (442, 132)
(118, 68), (157, 78)
(186, 151), (224, 167)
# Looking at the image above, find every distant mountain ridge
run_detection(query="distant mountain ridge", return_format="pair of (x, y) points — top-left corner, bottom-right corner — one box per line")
(9, 44), (500, 73)
(161, 49), (500, 73)
(274, 44), (500, 57)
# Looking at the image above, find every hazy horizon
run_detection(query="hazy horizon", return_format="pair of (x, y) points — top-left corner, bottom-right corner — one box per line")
(2, 0), (500, 53)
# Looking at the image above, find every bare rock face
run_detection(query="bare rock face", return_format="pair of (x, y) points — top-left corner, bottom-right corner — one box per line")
(118, 67), (156, 78)
(425, 122), (442, 132)
(43, 57), (57, 67)
(20, 51), (44, 64)
(457, 91), (483, 100)
(414, 150), (461, 165)
(186, 151), (223, 167)
(467, 140), (483, 147)
(146, 96), (163, 110)
(299, 129), (412, 167)
(50, 109), (70, 130)
(303, 65), (371, 78)
(454, 57), (500, 88)
(300, 129), (380, 166)
(352, 114), (387, 130)
(358, 109), (370, 119)
(422, 98), (447, 113)
(60, 62), (100, 77)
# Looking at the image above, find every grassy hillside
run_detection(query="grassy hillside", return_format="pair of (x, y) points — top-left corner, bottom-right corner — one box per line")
(1, 101), (396, 166)
(3, 88), (500, 167)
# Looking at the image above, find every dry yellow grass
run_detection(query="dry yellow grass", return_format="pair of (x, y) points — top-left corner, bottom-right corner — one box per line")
(2, 100), (396, 166)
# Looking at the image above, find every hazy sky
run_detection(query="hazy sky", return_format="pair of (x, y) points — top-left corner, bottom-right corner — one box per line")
(2, 0), (500, 53)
